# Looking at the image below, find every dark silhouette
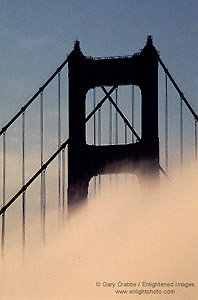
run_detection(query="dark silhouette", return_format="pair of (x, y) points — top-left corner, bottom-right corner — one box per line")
(67, 36), (159, 204)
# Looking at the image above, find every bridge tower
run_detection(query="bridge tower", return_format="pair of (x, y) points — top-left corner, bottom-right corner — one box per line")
(68, 36), (159, 203)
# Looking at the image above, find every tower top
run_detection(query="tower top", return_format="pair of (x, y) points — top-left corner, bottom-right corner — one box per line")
(147, 35), (153, 45)
(74, 40), (80, 51)
(140, 35), (158, 58)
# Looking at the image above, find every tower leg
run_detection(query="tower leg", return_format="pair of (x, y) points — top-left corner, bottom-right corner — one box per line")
(68, 180), (89, 204)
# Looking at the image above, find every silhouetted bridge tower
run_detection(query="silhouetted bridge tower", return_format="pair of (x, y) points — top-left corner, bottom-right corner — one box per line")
(1, 36), (198, 254)
(68, 36), (159, 202)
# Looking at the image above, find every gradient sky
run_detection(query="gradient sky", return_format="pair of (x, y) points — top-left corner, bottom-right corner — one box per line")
(0, 0), (197, 117)
(0, 0), (198, 190)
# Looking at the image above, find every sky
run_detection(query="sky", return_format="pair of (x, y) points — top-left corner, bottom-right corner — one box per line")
(0, 0), (197, 191)
(0, 0), (197, 113)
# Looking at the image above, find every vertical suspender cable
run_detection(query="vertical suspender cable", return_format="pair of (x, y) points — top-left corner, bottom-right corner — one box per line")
(98, 106), (101, 190)
(165, 74), (168, 171)
(180, 96), (184, 168)
(42, 169), (46, 243)
(98, 108), (101, 146)
(115, 88), (118, 185)
(93, 88), (96, 146)
(62, 148), (65, 214)
(22, 111), (25, 249)
(195, 120), (197, 163)
(109, 100), (112, 145)
(115, 88), (118, 145)
(93, 89), (96, 193)
(125, 123), (127, 181)
(40, 91), (43, 219)
(58, 72), (61, 208)
(109, 96), (112, 187)
(3, 133), (6, 213)
(1, 132), (6, 258)
(125, 123), (127, 144)
(131, 85), (135, 183)
(132, 85), (135, 143)
(1, 213), (5, 259)
(40, 91), (45, 238)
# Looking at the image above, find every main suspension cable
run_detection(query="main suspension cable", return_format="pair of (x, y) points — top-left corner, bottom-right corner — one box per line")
(0, 57), (69, 137)
(0, 138), (69, 216)
(158, 56), (198, 121)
